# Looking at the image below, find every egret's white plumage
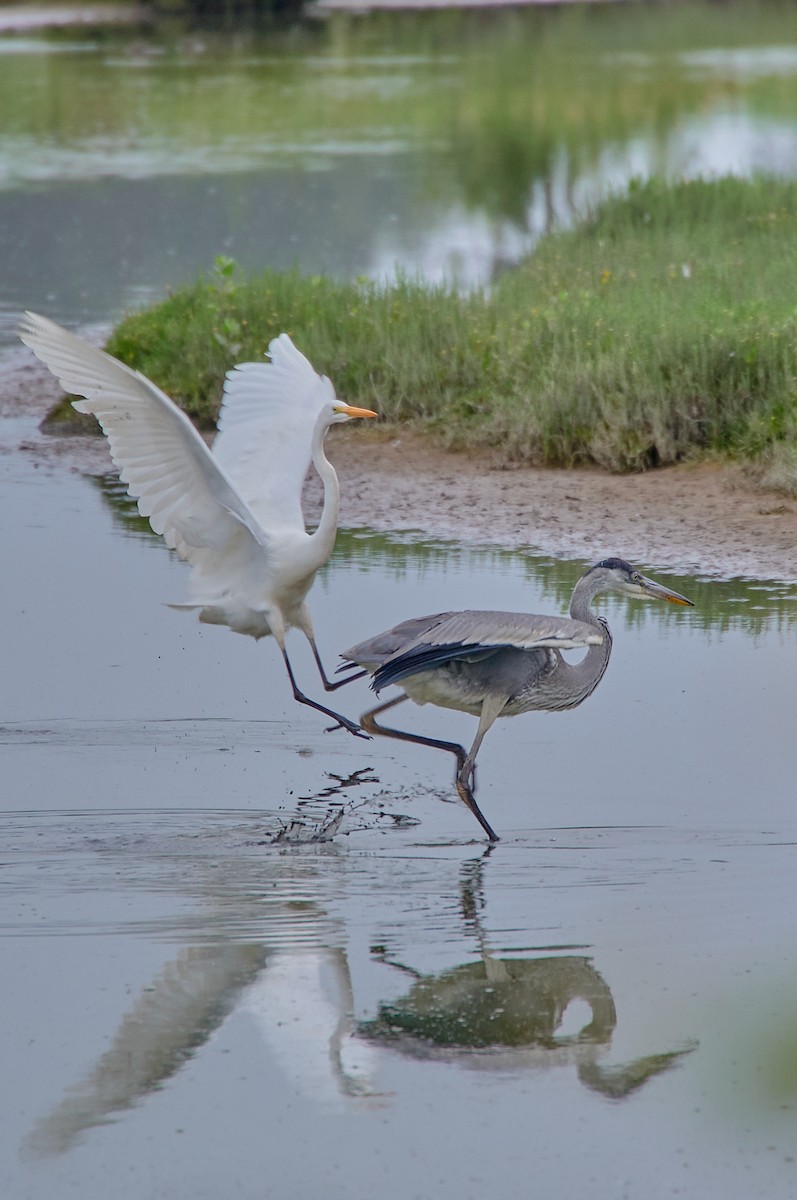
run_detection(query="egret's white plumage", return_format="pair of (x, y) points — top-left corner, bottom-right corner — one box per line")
(19, 313), (376, 735)
(214, 336), (338, 533)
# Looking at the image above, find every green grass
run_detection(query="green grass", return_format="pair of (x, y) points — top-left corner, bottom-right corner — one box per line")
(490, 176), (797, 469)
(101, 175), (797, 479)
(105, 260), (496, 430)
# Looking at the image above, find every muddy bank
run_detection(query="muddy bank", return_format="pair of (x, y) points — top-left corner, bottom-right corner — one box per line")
(4, 347), (796, 581)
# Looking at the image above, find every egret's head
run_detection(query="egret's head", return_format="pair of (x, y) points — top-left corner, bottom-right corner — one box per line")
(585, 557), (693, 606)
(329, 401), (378, 426)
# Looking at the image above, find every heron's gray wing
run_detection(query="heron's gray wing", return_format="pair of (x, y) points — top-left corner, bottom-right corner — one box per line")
(368, 610), (603, 691)
(338, 612), (457, 672)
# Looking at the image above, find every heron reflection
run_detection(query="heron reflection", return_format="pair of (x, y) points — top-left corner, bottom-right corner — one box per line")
(360, 855), (695, 1097)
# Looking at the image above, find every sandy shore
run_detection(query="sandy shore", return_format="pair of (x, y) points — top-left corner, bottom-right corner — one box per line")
(312, 430), (797, 580)
(4, 347), (796, 582)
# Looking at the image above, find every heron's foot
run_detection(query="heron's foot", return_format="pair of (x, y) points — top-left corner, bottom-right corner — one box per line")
(324, 716), (372, 740)
(454, 775), (499, 842)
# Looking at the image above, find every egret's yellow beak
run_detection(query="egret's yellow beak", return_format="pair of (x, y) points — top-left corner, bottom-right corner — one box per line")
(335, 404), (377, 419)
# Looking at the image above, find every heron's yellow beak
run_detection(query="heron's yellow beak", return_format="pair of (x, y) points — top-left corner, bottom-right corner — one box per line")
(335, 404), (378, 419)
(637, 575), (694, 606)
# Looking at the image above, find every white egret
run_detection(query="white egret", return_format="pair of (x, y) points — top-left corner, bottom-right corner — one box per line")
(19, 313), (376, 735)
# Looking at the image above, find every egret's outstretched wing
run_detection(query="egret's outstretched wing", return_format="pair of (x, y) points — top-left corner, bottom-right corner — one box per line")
(18, 312), (267, 568)
(345, 610), (603, 691)
(213, 333), (337, 531)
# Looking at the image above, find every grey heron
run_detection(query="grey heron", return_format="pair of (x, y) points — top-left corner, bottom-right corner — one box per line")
(339, 558), (693, 839)
(19, 312), (376, 736)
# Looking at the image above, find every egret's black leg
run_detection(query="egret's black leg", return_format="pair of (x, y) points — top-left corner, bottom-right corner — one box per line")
(280, 648), (369, 739)
(309, 639), (367, 691)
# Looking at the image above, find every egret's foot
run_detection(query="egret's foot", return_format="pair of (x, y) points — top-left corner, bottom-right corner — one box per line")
(324, 717), (372, 740)
(326, 666), (368, 690)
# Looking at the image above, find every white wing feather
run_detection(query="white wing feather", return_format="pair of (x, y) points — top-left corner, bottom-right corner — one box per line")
(18, 312), (267, 570)
(213, 333), (336, 532)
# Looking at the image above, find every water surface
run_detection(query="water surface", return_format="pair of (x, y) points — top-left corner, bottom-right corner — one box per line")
(2, 428), (797, 1197)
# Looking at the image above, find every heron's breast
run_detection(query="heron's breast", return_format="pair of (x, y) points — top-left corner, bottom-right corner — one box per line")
(403, 648), (565, 717)
(401, 669), (487, 715)
(398, 651), (545, 716)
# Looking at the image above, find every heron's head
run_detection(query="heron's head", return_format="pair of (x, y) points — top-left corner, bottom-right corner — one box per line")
(329, 401), (378, 426)
(585, 557), (693, 606)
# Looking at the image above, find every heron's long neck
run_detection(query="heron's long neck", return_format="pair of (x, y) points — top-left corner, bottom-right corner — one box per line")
(563, 576), (614, 705)
(308, 418), (340, 560)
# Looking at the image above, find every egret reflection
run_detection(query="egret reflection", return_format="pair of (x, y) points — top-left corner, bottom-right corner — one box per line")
(23, 944), (267, 1159)
(23, 935), (379, 1160)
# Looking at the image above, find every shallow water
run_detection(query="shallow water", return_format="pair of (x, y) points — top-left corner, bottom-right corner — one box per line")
(3, 426), (797, 1197)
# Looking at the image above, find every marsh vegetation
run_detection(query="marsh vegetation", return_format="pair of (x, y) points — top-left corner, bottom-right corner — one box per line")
(103, 176), (797, 481)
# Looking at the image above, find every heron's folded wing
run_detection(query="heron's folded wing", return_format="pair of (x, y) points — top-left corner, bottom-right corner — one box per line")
(19, 312), (267, 567)
(213, 334), (337, 531)
(371, 610), (603, 691)
(338, 612), (457, 672)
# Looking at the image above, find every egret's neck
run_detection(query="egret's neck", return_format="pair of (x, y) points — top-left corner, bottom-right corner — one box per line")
(308, 417), (340, 559)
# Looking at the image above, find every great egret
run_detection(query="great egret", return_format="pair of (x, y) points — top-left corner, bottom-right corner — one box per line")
(19, 312), (376, 735)
(339, 558), (693, 837)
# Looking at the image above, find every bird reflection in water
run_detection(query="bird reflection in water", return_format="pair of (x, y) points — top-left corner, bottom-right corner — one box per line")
(22, 853), (694, 1159)
(362, 855), (695, 1098)
(22, 936), (381, 1161)
(22, 943), (268, 1159)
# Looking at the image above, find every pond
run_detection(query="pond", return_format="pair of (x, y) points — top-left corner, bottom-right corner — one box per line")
(3, 2), (797, 1197)
(6, 2), (797, 342)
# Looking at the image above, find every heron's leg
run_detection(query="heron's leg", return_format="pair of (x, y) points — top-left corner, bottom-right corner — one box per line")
(308, 637), (367, 692)
(279, 647), (370, 740)
(361, 695), (468, 766)
(361, 695), (499, 842)
(451, 699), (505, 839)
(458, 699), (503, 793)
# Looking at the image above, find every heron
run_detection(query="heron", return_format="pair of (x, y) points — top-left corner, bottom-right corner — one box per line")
(19, 312), (376, 736)
(338, 558), (693, 839)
